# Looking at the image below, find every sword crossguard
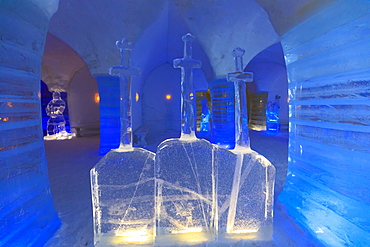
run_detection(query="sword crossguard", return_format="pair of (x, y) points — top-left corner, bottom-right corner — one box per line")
(227, 47), (253, 82)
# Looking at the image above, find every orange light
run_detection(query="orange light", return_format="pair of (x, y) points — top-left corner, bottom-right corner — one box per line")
(190, 93), (194, 99)
(6, 102), (13, 107)
(165, 94), (172, 100)
(94, 93), (100, 103)
(135, 93), (139, 102)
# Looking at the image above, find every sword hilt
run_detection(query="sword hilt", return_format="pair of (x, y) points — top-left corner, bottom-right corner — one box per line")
(116, 38), (134, 68)
(182, 33), (195, 59)
(232, 47), (245, 72)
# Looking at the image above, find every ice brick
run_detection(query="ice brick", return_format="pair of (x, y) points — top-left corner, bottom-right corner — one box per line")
(154, 138), (216, 245)
(91, 148), (155, 246)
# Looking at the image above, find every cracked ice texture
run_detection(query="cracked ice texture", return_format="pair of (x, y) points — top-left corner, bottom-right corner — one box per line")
(154, 138), (216, 245)
(91, 148), (155, 246)
(216, 148), (275, 241)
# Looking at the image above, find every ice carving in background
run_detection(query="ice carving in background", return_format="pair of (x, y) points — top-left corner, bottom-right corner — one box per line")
(91, 38), (155, 246)
(200, 98), (211, 132)
(44, 91), (75, 140)
(266, 95), (280, 134)
(154, 33), (217, 245)
(216, 47), (275, 241)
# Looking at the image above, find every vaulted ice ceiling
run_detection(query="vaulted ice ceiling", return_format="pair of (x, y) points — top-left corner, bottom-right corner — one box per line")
(42, 0), (338, 90)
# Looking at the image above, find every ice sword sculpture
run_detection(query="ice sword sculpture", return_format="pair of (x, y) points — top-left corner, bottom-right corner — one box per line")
(227, 47), (253, 150)
(91, 39), (155, 246)
(225, 47), (253, 233)
(109, 38), (141, 150)
(220, 47), (275, 240)
(155, 34), (216, 244)
(173, 33), (202, 139)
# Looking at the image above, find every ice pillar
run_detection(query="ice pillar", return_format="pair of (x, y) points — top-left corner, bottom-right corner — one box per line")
(278, 0), (370, 246)
(0, 0), (60, 246)
(95, 76), (120, 155)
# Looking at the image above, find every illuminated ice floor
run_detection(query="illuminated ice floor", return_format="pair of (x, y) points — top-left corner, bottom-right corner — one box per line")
(44, 130), (289, 247)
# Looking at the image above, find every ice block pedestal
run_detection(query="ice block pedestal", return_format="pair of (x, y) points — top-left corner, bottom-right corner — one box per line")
(216, 48), (275, 242)
(154, 34), (217, 245)
(91, 39), (155, 246)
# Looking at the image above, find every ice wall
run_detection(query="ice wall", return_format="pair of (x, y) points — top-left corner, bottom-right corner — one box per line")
(279, 0), (370, 246)
(0, 1), (60, 246)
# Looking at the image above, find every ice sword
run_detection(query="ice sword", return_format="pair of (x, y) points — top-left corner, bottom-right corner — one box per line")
(173, 33), (202, 139)
(109, 38), (141, 150)
(226, 47), (253, 233)
(227, 47), (253, 149)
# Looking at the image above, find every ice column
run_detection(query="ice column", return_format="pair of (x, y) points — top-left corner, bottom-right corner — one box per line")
(216, 47), (275, 241)
(0, 1), (60, 246)
(154, 34), (217, 245)
(91, 39), (155, 246)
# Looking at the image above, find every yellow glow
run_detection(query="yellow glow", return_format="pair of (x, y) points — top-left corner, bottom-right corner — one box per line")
(229, 229), (258, 234)
(190, 93), (194, 99)
(114, 229), (151, 244)
(171, 227), (203, 234)
(156, 229), (211, 244)
(0, 117), (9, 122)
(165, 94), (172, 100)
(94, 93), (100, 103)
(135, 93), (139, 102)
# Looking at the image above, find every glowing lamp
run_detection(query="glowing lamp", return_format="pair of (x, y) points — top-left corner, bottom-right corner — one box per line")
(165, 94), (172, 100)
(94, 93), (100, 103)
(135, 93), (139, 102)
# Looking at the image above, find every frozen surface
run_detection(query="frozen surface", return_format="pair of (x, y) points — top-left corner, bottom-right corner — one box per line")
(155, 138), (216, 245)
(91, 148), (155, 246)
(216, 148), (275, 242)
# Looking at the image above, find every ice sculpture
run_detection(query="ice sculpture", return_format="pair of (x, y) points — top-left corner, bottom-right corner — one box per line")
(200, 98), (211, 132)
(91, 39), (156, 246)
(154, 33), (217, 245)
(216, 47), (275, 241)
(44, 91), (74, 140)
(266, 95), (280, 134)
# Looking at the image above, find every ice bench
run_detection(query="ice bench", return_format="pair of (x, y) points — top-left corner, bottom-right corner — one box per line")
(133, 125), (151, 146)
(71, 125), (100, 137)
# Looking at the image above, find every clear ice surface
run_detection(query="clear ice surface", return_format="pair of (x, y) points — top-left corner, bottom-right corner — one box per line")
(91, 148), (155, 246)
(155, 138), (216, 245)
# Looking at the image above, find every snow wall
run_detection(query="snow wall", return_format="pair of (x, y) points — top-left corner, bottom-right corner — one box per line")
(279, 0), (370, 246)
(0, 1), (61, 246)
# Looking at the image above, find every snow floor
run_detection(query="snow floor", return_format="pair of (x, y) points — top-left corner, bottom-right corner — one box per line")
(44, 130), (299, 247)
